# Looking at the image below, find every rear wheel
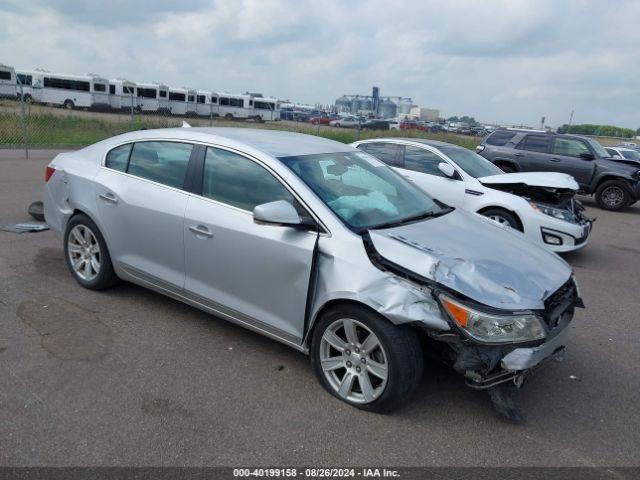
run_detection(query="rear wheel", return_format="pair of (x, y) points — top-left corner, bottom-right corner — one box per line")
(224, 113), (234, 120)
(595, 180), (630, 211)
(311, 305), (423, 413)
(63, 99), (75, 110)
(481, 208), (522, 231)
(64, 214), (119, 290)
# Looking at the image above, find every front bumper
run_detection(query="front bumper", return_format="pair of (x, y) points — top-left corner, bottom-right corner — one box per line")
(501, 324), (569, 370)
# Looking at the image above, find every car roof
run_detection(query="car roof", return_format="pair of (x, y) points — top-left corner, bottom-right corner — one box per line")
(366, 138), (455, 148)
(103, 127), (353, 158)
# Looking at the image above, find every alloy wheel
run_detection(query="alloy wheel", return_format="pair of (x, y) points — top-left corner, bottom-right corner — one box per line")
(601, 185), (625, 208)
(67, 225), (101, 281)
(319, 318), (388, 404)
(488, 214), (511, 227)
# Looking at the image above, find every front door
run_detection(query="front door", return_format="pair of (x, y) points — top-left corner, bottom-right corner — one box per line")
(549, 137), (596, 187)
(183, 146), (317, 343)
(94, 141), (194, 289)
(396, 145), (466, 206)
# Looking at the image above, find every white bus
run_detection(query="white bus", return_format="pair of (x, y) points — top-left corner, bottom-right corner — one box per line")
(214, 92), (253, 120)
(0, 64), (17, 99)
(24, 71), (110, 109)
(195, 90), (219, 117)
(136, 82), (170, 113)
(109, 78), (139, 112)
(252, 97), (280, 121)
(169, 87), (197, 116)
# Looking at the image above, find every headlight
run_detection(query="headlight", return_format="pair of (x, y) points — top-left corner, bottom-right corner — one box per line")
(530, 202), (576, 223)
(440, 294), (546, 344)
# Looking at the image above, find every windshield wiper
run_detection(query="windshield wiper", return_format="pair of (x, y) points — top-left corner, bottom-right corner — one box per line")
(370, 206), (454, 231)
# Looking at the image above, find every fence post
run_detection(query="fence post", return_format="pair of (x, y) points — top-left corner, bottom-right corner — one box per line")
(209, 101), (213, 127)
(18, 81), (29, 160)
(130, 93), (134, 122)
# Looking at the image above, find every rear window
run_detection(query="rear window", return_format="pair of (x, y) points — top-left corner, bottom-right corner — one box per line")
(485, 130), (517, 146)
(127, 142), (193, 189)
(358, 142), (403, 167)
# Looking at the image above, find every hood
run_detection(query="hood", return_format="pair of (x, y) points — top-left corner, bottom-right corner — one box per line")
(606, 157), (640, 168)
(478, 172), (578, 190)
(368, 209), (572, 311)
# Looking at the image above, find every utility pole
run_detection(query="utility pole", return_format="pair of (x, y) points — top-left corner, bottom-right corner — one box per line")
(568, 110), (574, 127)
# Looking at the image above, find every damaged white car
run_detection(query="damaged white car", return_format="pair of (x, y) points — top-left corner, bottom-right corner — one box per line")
(43, 128), (583, 418)
(352, 139), (593, 252)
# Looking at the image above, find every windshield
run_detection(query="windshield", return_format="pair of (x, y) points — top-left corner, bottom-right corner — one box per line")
(585, 138), (610, 158)
(438, 146), (504, 178)
(279, 151), (445, 231)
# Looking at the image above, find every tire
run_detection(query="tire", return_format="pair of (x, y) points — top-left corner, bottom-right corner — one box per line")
(310, 304), (423, 413)
(480, 208), (523, 231)
(496, 163), (516, 173)
(224, 113), (234, 120)
(334, 123), (340, 128)
(23, 94), (33, 104)
(63, 99), (75, 110)
(133, 106), (142, 114)
(595, 180), (630, 211)
(63, 214), (119, 290)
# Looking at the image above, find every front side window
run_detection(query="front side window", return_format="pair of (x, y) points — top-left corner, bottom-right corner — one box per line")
(17, 74), (32, 86)
(516, 135), (551, 153)
(280, 151), (444, 231)
(203, 147), (294, 211)
(127, 142), (193, 189)
(358, 143), (403, 167)
(552, 138), (590, 158)
(105, 144), (132, 172)
(403, 146), (447, 176)
(109, 84), (115, 94)
(438, 146), (503, 178)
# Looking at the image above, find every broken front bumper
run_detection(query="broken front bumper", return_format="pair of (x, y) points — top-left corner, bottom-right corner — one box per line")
(501, 324), (569, 371)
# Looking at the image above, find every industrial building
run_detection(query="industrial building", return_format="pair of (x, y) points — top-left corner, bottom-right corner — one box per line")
(334, 87), (414, 118)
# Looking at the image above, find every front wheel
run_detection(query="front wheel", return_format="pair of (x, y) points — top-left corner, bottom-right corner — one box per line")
(480, 208), (522, 231)
(311, 305), (423, 413)
(63, 99), (75, 110)
(595, 180), (630, 211)
(64, 214), (119, 290)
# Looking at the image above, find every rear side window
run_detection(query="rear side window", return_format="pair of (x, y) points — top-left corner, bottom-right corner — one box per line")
(485, 130), (517, 146)
(403, 146), (447, 176)
(516, 135), (551, 153)
(127, 142), (193, 189)
(105, 144), (132, 172)
(552, 138), (590, 158)
(358, 142), (403, 167)
(202, 147), (294, 211)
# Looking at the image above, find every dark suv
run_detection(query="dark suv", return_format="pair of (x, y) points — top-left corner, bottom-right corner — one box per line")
(477, 130), (640, 210)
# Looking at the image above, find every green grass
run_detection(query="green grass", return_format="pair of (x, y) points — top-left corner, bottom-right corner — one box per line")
(0, 111), (481, 150)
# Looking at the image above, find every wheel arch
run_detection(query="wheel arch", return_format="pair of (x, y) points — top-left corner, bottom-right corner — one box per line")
(492, 158), (519, 171)
(594, 174), (634, 191)
(476, 205), (524, 232)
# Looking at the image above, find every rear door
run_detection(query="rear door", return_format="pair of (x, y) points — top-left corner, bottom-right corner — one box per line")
(512, 134), (552, 171)
(183, 146), (317, 343)
(549, 137), (596, 187)
(94, 141), (195, 289)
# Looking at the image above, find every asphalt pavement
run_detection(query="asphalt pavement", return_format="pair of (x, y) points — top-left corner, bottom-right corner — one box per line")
(1, 149), (639, 467)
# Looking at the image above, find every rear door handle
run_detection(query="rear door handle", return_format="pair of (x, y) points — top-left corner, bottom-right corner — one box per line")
(98, 193), (118, 204)
(550, 157), (561, 162)
(189, 225), (213, 238)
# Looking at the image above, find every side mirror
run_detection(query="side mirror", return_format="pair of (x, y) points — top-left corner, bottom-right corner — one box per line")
(579, 152), (594, 160)
(438, 162), (456, 178)
(253, 200), (302, 227)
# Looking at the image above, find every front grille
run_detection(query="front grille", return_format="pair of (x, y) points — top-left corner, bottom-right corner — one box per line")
(543, 278), (579, 329)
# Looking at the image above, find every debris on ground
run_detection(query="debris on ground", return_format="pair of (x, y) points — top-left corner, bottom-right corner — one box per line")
(1, 223), (50, 234)
(28, 201), (45, 221)
(569, 375), (581, 381)
(488, 384), (524, 423)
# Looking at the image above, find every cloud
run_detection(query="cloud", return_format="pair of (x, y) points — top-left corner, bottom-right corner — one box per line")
(0, 0), (639, 128)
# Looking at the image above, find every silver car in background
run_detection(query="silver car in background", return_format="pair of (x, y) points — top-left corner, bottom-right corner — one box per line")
(43, 128), (583, 416)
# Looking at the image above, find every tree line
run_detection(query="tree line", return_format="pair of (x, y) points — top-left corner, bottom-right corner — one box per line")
(556, 124), (637, 138)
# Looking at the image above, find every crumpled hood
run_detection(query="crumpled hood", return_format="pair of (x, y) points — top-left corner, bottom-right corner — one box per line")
(478, 172), (578, 190)
(368, 209), (572, 310)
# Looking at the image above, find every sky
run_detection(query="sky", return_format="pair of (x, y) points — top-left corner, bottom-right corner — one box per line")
(1, 0), (639, 128)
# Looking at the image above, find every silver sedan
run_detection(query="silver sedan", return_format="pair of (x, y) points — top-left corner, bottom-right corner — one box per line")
(44, 127), (582, 415)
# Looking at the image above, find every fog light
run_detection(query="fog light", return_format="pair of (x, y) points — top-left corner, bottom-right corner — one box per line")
(543, 233), (562, 245)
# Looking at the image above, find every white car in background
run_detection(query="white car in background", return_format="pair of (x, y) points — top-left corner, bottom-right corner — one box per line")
(351, 138), (593, 252)
(605, 146), (640, 166)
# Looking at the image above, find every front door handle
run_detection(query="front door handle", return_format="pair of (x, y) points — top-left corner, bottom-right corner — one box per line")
(550, 157), (561, 162)
(514, 152), (524, 157)
(189, 225), (213, 238)
(98, 193), (118, 204)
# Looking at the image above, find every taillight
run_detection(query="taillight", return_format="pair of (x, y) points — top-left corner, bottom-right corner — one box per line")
(45, 166), (56, 182)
